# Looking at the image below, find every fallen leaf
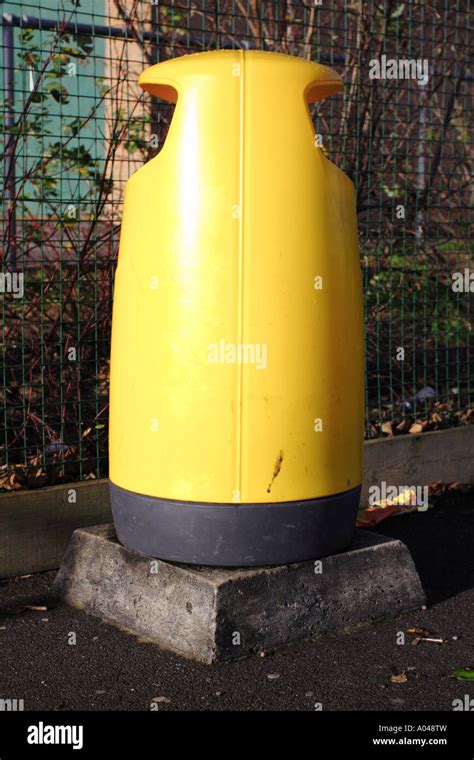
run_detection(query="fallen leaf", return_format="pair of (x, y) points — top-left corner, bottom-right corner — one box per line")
(407, 627), (432, 637)
(451, 668), (474, 681)
(25, 605), (48, 612)
(396, 419), (412, 433)
(390, 673), (408, 684)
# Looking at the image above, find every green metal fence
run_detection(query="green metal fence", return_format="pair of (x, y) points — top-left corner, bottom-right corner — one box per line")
(1, 0), (472, 488)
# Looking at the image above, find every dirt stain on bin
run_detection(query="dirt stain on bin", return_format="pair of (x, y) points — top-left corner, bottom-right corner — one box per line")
(267, 450), (284, 493)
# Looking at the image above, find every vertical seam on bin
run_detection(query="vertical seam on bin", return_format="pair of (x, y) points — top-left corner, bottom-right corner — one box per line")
(236, 49), (245, 502)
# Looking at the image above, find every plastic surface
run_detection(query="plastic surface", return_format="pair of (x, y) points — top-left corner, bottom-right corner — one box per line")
(110, 483), (362, 567)
(109, 49), (364, 506)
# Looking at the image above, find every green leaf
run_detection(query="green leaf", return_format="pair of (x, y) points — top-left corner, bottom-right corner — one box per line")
(383, 184), (401, 199)
(452, 668), (474, 681)
(31, 91), (46, 104)
(75, 33), (93, 55)
(65, 117), (83, 138)
(20, 29), (35, 44)
(46, 84), (70, 104)
(391, 4), (406, 18)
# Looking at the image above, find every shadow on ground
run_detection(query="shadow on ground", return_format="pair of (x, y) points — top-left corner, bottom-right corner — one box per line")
(372, 490), (474, 605)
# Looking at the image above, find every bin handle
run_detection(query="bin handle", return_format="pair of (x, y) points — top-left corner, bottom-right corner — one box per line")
(138, 75), (179, 104)
(138, 61), (343, 106)
(304, 74), (343, 104)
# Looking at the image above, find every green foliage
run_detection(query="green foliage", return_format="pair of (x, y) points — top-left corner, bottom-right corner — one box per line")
(9, 25), (108, 216)
(364, 245), (472, 346)
(452, 668), (474, 681)
(124, 115), (152, 156)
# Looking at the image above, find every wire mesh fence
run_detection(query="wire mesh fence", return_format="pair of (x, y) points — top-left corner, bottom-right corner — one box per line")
(1, 0), (472, 489)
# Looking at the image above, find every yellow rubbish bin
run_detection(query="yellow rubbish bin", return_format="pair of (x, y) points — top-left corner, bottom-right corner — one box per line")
(109, 49), (364, 566)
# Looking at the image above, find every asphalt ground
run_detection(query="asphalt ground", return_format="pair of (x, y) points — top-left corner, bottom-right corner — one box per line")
(0, 490), (473, 711)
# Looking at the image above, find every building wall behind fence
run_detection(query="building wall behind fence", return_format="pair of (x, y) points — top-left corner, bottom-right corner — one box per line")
(0, 0), (472, 488)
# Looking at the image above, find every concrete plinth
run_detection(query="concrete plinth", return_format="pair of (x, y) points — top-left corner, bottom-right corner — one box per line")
(52, 524), (425, 663)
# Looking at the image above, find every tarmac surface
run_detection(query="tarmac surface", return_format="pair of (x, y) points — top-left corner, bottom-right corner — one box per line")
(0, 491), (473, 711)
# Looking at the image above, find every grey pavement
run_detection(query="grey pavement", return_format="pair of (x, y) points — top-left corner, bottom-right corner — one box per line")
(0, 491), (473, 711)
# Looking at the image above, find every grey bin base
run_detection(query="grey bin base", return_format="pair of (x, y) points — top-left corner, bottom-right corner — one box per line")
(110, 482), (362, 567)
(52, 524), (426, 664)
